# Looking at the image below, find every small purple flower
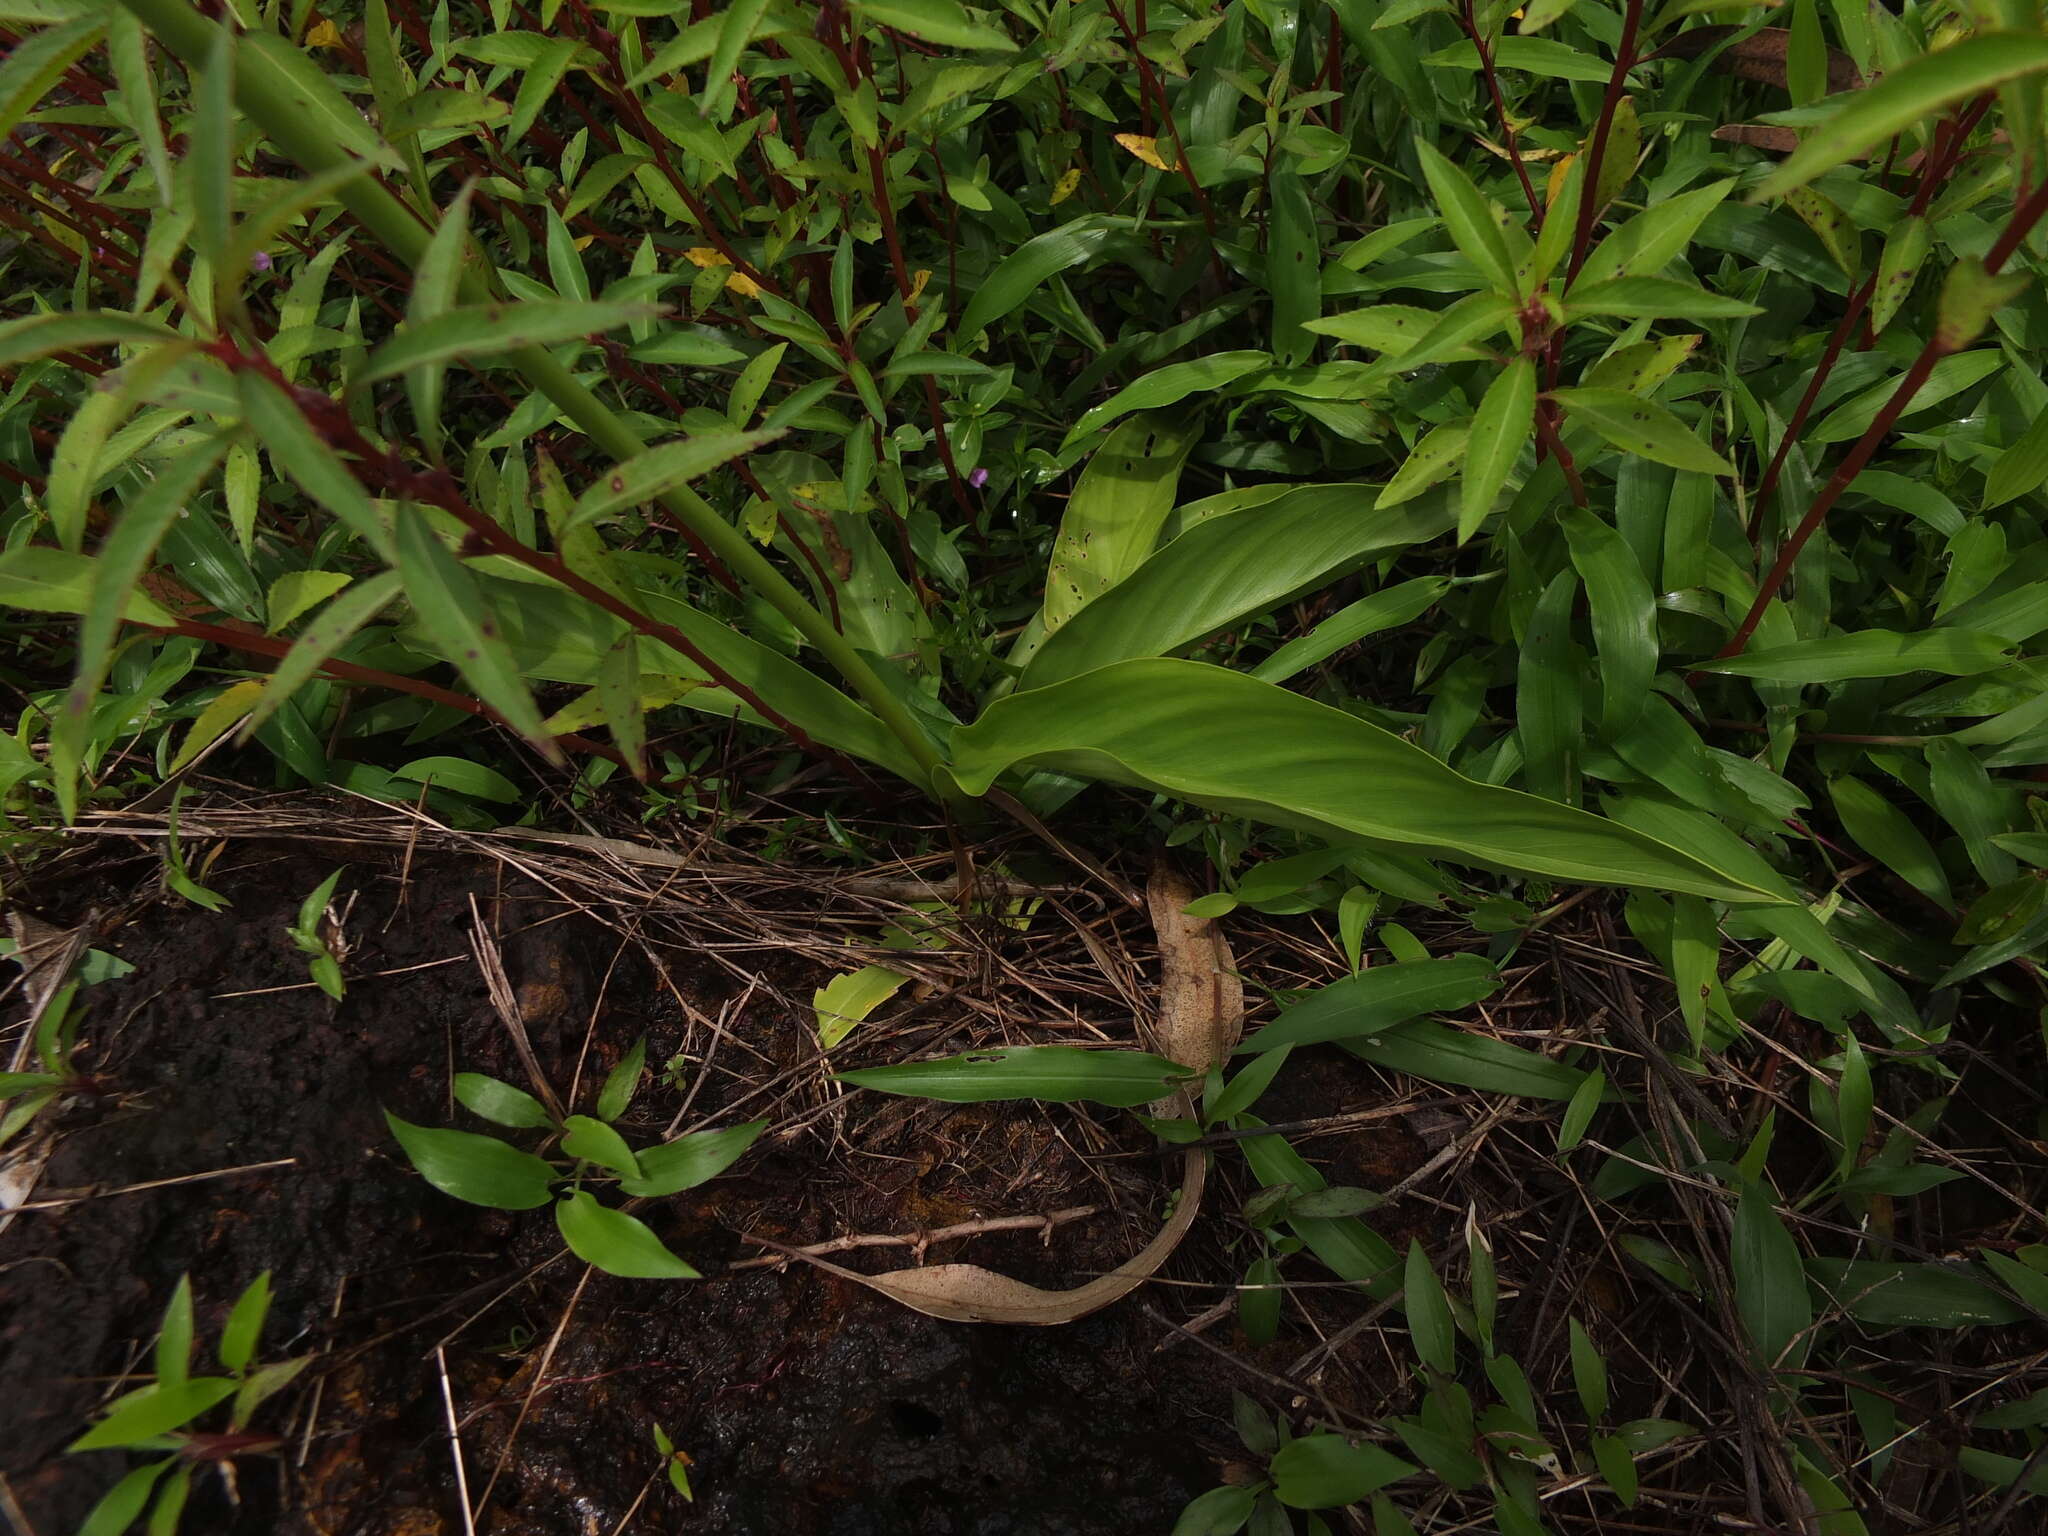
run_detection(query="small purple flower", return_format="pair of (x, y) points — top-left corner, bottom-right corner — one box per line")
(250, 250), (273, 273)
(968, 467), (990, 489)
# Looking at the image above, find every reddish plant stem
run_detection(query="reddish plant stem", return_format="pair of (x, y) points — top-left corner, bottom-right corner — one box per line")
(1744, 96), (1994, 549)
(212, 341), (833, 760)
(1562, 0), (1643, 289)
(1532, 406), (1587, 508)
(153, 616), (625, 765)
(1713, 176), (2048, 663)
(1457, 1), (1539, 216)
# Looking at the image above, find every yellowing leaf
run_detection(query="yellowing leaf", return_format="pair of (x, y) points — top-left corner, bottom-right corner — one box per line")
(814, 964), (910, 1049)
(1050, 167), (1082, 205)
(1548, 152), (1576, 206)
(304, 19), (341, 48)
(726, 270), (761, 299)
(907, 268), (932, 306)
(681, 247), (728, 269)
(171, 680), (265, 772)
(1115, 133), (1172, 171)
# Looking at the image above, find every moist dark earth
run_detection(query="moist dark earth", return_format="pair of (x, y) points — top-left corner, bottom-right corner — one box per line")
(3, 836), (1400, 1536)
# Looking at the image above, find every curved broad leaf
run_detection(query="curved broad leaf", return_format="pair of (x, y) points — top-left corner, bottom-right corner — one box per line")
(1062, 352), (1271, 446)
(1251, 576), (1453, 685)
(1021, 486), (1455, 689)
(1699, 628), (2015, 682)
(383, 1111), (555, 1209)
(1040, 413), (1202, 634)
(956, 215), (1134, 340)
(1238, 955), (1500, 1053)
(355, 300), (658, 387)
(555, 1192), (700, 1278)
(619, 1120), (766, 1198)
(1754, 33), (2048, 198)
(946, 659), (1785, 901)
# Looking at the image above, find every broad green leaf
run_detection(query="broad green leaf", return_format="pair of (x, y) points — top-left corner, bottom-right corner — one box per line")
(1064, 353), (1271, 445)
(1563, 506), (1657, 736)
(1307, 305), (1481, 360)
(389, 756), (522, 802)
(1342, 1018), (1589, 1099)
(1039, 414), (1201, 634)
(1404, 1240), (1455, 1374)
(1518, 568), (1581, 805)
(1985, 406), (2048, 509)
(1024, 486), (1455, 689)
(170, 680), (265, 772)
(1463, 359), (1535, 541)
(814, 964), (911, 1049)
(242, 571), (403, 740)
(69, 1379), (237, 1451)
(0, 13), (105, 145)
(1807, 1258), (2027, 1327)
(619, 1120), (765, 1198)
(1563, 277), (1762, 321)
(1268, 168), (1319, 366)
(1173, 1486), (1257, 1536)
(1699, 629), (2015, 682)
(1272, 1435), (1416, 1508)
(453, 1072), (554, 1129)
(217, 1272), (272, 1375)
(1422, 34), (1612, 81)
(837, 1046), (1196, 1107)
(1238, 956), (1499, 1053)
(853, 0), (1016, 51)
(1412, 139), (1517, 295)
(155, 1276), (194, 1389)
(393, 509), (559, 760)
(567, 430), (782, 529)
(957, 216), (1133, 341)
(1251, 576), (1452, 685)
(1829, 776), (1952, 909)
(596, 1037), (647, 1125)
(561, 1114), (640, 1177)
(0, 312), (177, 370)
(1550, 387), (1734, 475)
(78, 1461), (170, 1536)
(1811, 350), (2004, 443)
(1378, 424), (1470, 510)
(266, 571), (353, 635)
(948, 660), (1785, 901)
(1733, 1184), (1812, 1367)
(555, 1192), (700, 1278)
(383, 1111), (555, 1209)
(1869, 215), (1932, 335)
(1755, 34), (2048, 198)
(357, 301), (655, 388)
(0, 546), (176, 626)
(1573, 178), (1737, 288)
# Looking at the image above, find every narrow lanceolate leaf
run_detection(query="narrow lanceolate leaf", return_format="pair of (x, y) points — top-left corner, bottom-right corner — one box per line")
(947, 659), (1787, 901)
(1238, 955), (1499, 1053)
(193, 22), (235, 292)
(1518, 569), (1581, 805)
(1574, 179), (1736, 288)
(854, 0), (1018, 51)
(1268, 168), (1319, 367)
(242, 571), (403, 741)
(54, 436), (230, 819)
(358, 301), (656, 389)
(555, 1192), (700, 1279)
(238, 374), (394, 560)
(956, 215), (1133, 340)
(68, 1380), (237, 1452)
(1251, 576), (1452, 685)
(1732, 1184), (1812, 1368)
(1562, 277), (1762, 320)
(1022, 485), (1455, 688)
(1984, 406), (2048, 509)
(1549, 387), (1734, 475)
(1378, 424), (1472, 509)
(0, 312), (177, 370)
(837, 1046), (1197, 1107)
(619, 1120), (765, 1198)
(597, 632), (647, 779)
(1271, 1435), (1416, 1509)
(1412, 139), (1518, 296)
(392, 511), (561, 761)
(567, 429), (782, 529)
(1755, 34), (2048, 198)
(1698, 629), (2015, 682)
(1063, 353), (1271, 446)
(1462, 359), (1535, 542)
(0, 13), (105, 145)
(1563, 507), (1658, 737)
(1869, 215), (1932, 335)
(407, 179), (478, 456)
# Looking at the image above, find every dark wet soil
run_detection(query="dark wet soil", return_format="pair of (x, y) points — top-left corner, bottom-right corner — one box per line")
(1, 838), (1405, 1536)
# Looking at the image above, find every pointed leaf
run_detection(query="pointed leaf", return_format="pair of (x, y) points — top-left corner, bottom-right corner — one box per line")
(555, 1191), (699, 1278)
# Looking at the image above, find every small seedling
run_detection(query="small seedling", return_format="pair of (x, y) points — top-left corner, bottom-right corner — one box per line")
(386, 1039), (764, 1280)
(284, 869), (350, 1001)
(69, 1272), (306, 1536)
(0, 979), (94, 1152)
